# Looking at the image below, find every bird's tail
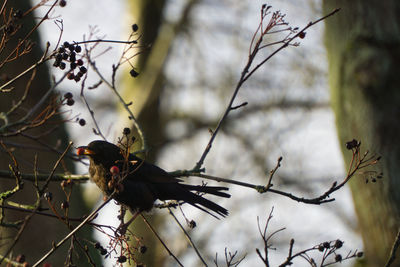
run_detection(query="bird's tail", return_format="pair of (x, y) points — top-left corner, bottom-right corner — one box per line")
(179, 184), (230, 218)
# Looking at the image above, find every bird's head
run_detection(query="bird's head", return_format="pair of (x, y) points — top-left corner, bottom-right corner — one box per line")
(77, 140), (123, 166)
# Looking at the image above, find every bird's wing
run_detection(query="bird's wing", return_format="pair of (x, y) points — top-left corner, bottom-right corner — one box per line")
(125, 154), (182, 184)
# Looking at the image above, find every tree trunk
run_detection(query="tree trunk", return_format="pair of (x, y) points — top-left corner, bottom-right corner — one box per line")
(0, 2), (98, 265)
(120, 1), (167, 265)
(323, 1), (400, 265)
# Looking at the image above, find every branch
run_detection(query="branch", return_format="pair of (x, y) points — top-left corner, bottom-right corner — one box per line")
(0, 170), (89, 182)
(385, 229), (400, 267)
(193, 7), (340, 170)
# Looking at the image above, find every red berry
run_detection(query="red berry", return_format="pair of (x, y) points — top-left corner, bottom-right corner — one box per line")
(76, 147), (85, 155)
(110, 166), (120, 175)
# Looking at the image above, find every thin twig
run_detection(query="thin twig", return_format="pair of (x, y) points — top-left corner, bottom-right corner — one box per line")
(141, 214), (184, 267)
(39, 141), (74, 196)
(168, 208), (208, 266)
(31, 197), (113, 267)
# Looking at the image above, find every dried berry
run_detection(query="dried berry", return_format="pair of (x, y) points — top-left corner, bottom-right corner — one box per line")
(59, 62), (66, 70)
(69, 52), (76, 62)
(335, 254), (342, 262)
(79, 66), (87, 73)
(334, 239), (343, 248)
(44, 192), (53, 201)
(299, 31), (306, 39)
(55, 54), (63, 62)
(67, 72), (75, 80)
(108, 180), (115, 190)
(94, 242), (101, 249)
(66, 98), (75, 106)
(189, 220), (196, 229)
(100, 248), (107, 255)
(76, 59), (84, 66)
(79, 119), (86, 126)
(13, 10), (23, 19)
(75, 45), (82, 53)
(345, 139), (358, 150)
(60, 180), (68, 188)
(59, 0), (67, 7)
(117, 256), (127, 263)
(132, 24), (139, 32)
(16, 254), (25, 263)
(4, 25), (14, 35)
(123, 127), (131, 135)
(129, 68), (139, 77)
(64, 92), (73, 99)
(61, 201), (69, 209)
(356, 251), (363, 258)
(139, 245), (147, 254)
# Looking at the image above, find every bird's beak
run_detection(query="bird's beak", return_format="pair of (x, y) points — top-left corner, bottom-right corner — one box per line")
(76, 146), (96, 156)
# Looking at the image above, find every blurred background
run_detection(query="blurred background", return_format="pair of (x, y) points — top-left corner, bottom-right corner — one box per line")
(3, 0), (367, 266)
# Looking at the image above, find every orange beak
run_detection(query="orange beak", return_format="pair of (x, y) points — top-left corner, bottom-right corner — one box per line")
(76, 146), (95, 156)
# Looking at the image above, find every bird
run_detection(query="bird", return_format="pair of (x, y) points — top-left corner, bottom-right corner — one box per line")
(77, 140), (230, 218)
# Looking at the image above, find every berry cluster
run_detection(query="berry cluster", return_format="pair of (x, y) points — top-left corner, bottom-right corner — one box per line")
(3, 9), (23, 36)
(53, 41), (87, 82)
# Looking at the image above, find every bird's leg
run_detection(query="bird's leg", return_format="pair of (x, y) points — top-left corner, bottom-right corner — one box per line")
(116, 210), (140, 236)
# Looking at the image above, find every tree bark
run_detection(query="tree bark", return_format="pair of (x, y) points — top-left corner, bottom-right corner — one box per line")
(323, 1), (400, 265)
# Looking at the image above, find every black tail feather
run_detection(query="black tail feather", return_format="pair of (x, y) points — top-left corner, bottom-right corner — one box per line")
(181, 184), (231, 198)
(181, 190), (229, 218)
(157, 183), (230, 218)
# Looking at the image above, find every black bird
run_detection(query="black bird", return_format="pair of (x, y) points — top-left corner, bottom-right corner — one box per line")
(77, 140), (230, 218)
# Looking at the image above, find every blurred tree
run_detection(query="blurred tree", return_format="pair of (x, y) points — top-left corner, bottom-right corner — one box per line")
(0, 2), (99, 265)
(324, 1), (400, 266)
(121, 0), (167, 265)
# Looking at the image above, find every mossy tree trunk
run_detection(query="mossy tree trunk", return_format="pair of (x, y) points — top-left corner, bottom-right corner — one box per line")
(323, 1), (400, 265)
